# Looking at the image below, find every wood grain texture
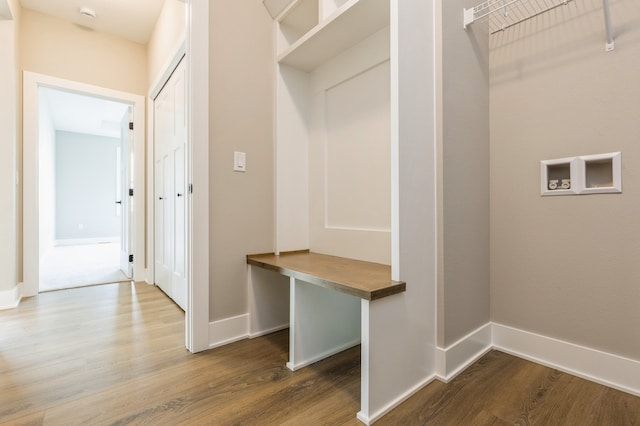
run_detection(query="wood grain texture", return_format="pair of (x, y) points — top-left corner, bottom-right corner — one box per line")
(1, 282), (638, 425)
(247, 251), (405, 300)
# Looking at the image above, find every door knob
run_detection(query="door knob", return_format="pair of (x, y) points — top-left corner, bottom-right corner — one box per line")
(115, 200), (122, 204)
(158, 197), (163, 200)
(177, 193), (183, 197)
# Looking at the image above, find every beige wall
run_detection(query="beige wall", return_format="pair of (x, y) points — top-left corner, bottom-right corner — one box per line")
(437, 0), (490, 347)
(0, 0), (20, 294)
(490, 0), (640, 360)
(20, 8), (147, 95)
(209, 0), (274, 321)
(147, 0), (186, 88)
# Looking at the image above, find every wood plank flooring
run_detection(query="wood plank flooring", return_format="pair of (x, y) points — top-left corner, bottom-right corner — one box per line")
(1, 282), (638, 425)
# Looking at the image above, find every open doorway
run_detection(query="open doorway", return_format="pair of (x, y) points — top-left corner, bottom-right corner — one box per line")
(37, 87), (134, 292)
(23, 72), (146, 298)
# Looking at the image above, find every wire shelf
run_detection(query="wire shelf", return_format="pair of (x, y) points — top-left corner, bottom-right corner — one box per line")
(463, 0), (615, 50)
(465, 0), (573, 33)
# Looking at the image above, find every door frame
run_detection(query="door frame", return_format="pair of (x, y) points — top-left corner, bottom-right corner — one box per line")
(23, 71), (146, 296)
(147, 0), (210, 352)
(185, 0), (210, 353)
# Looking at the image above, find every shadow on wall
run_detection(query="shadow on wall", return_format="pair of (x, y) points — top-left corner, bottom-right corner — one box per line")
(489, 0), (640, 85)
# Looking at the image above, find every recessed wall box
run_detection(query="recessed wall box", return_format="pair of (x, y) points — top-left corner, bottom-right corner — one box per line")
(541, 157), (578, 196)
(579, 152), (621, 194)
(541, 152), (622, 196)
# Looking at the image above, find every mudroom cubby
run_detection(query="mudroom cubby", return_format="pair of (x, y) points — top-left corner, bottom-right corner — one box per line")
(251, 1), (426, 423)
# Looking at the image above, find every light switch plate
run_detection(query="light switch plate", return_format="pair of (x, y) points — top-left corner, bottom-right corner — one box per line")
(234, 151), (246, 172)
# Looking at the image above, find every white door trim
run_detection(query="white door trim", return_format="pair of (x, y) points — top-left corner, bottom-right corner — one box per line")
(22, 71), (146, 297)
(186, 0), (210, 353)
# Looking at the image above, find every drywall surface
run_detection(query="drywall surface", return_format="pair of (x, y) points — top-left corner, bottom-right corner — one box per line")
(38, 91), (56, 256)
(55, 131), (120, 241)
(147, 0), (186, 87)
(20, 8), (147, 95)
(437, 0), (490, 348)
(490, 0), (640, 360)
(209, 0), (275, 321)
(0, 0), (19, 294)
(308, 29), (391, 265)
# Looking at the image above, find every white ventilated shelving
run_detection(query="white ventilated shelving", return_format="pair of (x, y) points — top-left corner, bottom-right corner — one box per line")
(464, 0), (615, 51)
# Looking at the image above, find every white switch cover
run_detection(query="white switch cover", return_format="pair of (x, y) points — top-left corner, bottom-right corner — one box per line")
(234, 151), (246, 172)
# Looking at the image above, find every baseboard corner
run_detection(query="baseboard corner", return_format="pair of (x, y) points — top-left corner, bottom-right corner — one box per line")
(436, 322), (492, 382)
(208, 313), (249, 349)
(0, 282), (23, 311)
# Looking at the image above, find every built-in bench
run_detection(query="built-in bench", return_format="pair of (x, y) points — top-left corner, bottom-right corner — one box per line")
(246, 250), (406, 301)
(247, 250), (406, 372)
(247, 250), (408, 422)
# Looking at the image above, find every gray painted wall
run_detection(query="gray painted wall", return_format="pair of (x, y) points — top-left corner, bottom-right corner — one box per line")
(55, 131), (121, 241)
(490, 0), (640, 360)
(209, 1), (275, 321)
(438, 0), (490, 347)
(0, 0), (19, 294)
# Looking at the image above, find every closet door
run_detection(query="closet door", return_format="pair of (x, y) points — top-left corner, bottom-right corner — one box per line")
(171, 59), (187, 310)
(154, 58), (187, 310)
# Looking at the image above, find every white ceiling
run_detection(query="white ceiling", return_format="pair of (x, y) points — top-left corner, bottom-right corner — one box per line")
(40, 87), (130, 139)
(20, 0), (166, 44)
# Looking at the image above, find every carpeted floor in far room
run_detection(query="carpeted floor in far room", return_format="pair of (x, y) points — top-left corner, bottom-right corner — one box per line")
(39, 242), (130, 292)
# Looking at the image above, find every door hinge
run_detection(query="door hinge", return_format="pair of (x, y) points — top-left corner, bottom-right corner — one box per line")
(129, 254), (134, 263)
(189, 183), (193, 194)
(129, 122), (134, 130)
(129, 188), (134, 196)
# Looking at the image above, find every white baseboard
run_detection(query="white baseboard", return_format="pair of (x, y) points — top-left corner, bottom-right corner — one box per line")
(357, 374), (437, 425)
(493, 323), (640, 397)
(286, 338), (360, 372)
(249, 322), (289, 339)
(436, 322), (492, 382)
(207, 315), (640, 410)
(208, 314), (249, 349)
(55, 237), (120, 246)
(0, 283), (22, 310)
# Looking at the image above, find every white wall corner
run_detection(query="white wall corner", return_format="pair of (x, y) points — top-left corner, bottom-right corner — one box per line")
(142, 269), (152, 285)
(357, 374), (438, 425)
(208, 314), (249, 349)
(435, 322), (492, 382)
(262, 0), (295, 19)
(492, 323), (640, 398)
(0, 282), (22, 310)
(248, 322), (289, 339)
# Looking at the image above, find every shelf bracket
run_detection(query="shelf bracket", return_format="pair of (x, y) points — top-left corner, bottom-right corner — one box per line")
(602, 0), (615, 51)
(463, 7), (474, 29)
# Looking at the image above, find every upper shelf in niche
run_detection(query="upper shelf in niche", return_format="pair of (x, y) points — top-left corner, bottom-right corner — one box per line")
(278, 0), (390, 72)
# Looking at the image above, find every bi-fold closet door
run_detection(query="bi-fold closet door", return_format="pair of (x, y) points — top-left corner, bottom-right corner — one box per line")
(154, 58), (187, 310)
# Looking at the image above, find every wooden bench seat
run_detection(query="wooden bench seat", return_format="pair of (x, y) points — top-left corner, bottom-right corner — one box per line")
(246, 250), (406, 301)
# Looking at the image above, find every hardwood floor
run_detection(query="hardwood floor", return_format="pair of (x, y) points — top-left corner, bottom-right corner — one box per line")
(1, 282), (638, 425)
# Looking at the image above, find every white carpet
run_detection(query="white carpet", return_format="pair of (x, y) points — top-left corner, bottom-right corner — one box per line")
(40, 243), (130, 292)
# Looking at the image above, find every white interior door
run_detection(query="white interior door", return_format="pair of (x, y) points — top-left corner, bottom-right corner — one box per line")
(155, 86), (172, 298)
(119, 106), (134, 278)
(154, 58), (187, 310)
